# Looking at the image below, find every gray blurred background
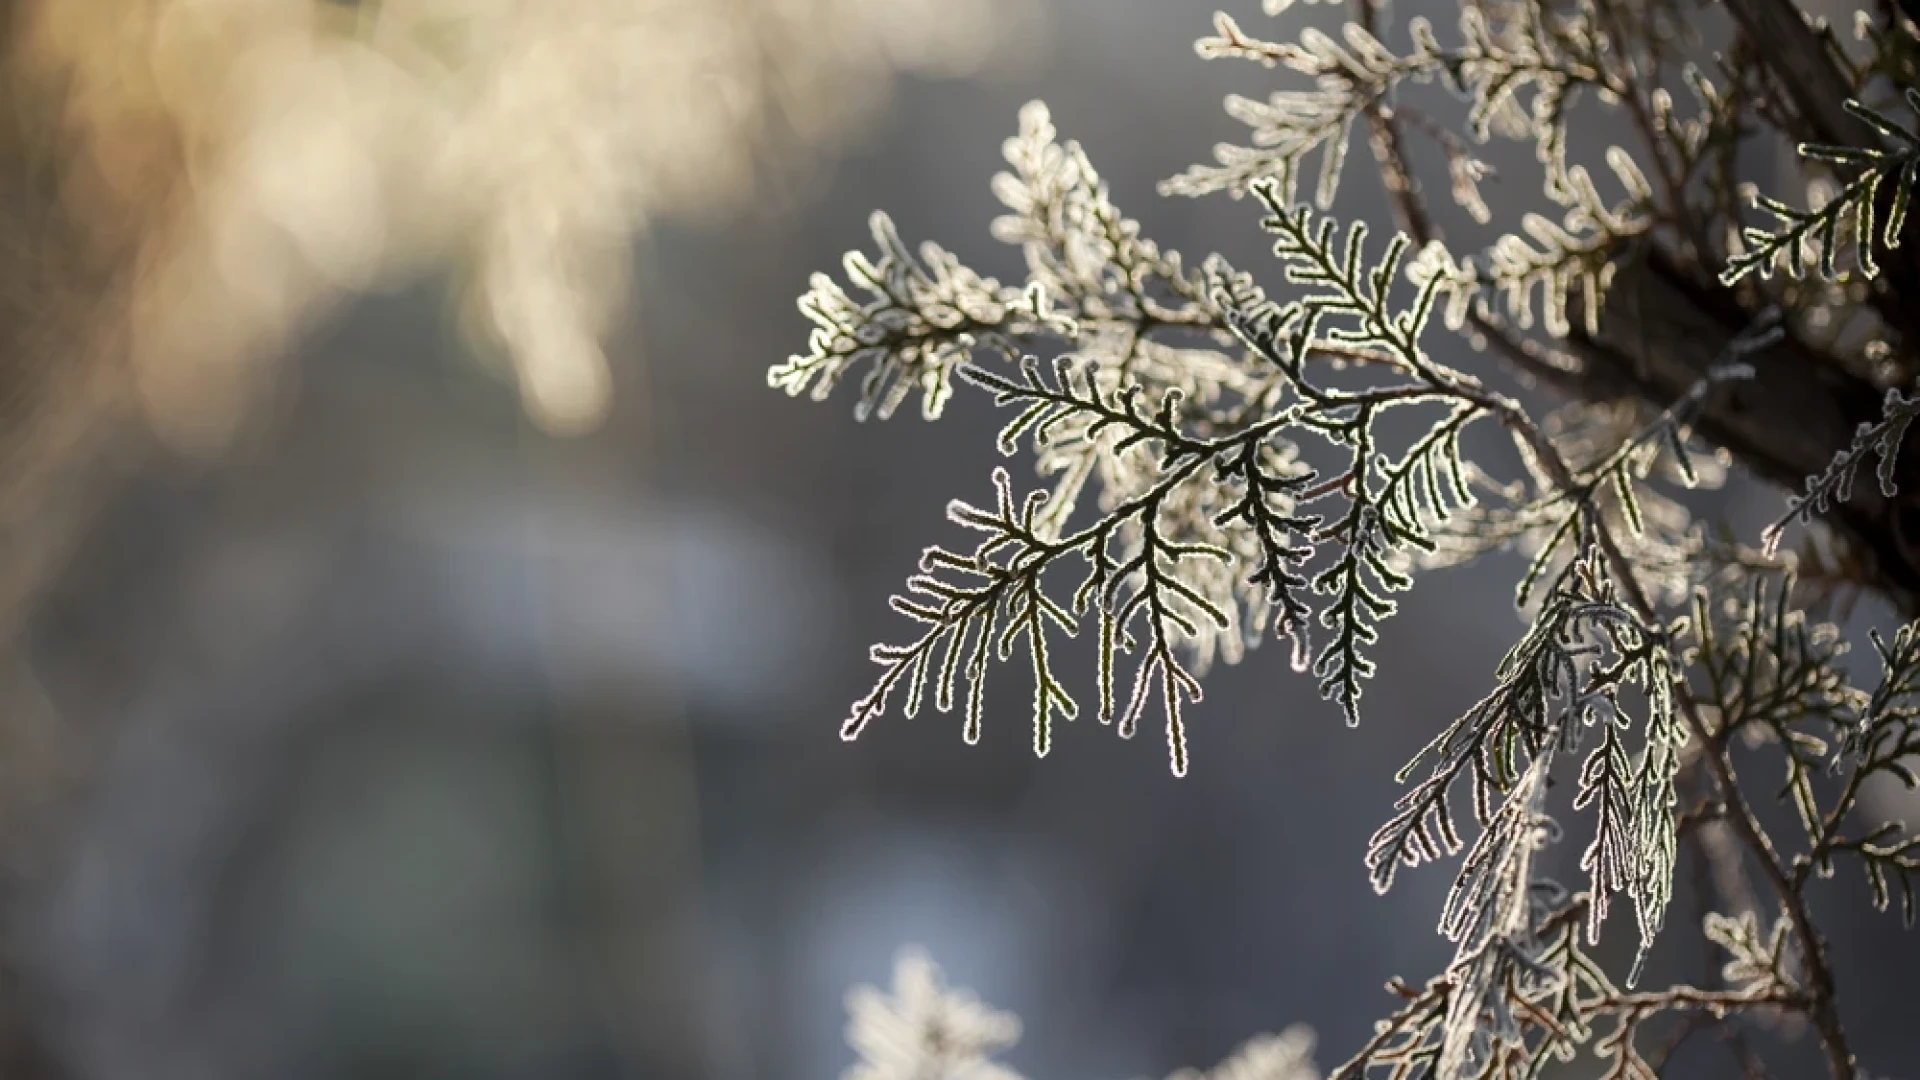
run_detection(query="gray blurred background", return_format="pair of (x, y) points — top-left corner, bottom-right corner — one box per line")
(9, 1), (1920, 1079)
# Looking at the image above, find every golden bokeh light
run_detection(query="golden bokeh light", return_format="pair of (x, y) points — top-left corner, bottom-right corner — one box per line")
(13, 0), (1020, 444)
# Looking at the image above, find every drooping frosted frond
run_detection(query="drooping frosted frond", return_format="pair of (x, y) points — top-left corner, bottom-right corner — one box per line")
(1365, 549), (1614, 892)
(1229, 186), (1492, 725)
(794, 104), (1584, 772)
(842, 397), (1283, 774)
(1434, 744), (1559, 1078)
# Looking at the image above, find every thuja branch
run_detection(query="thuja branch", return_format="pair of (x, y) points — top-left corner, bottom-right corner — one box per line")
(1334, 21), (1829, 1073)
(1255, 46), (1865, 1060)
(777, 5), (1920, 1074)
(1400, 376), (1860, 1077)
(1234, 181), (1832, 1079)
(1362, 96), (1860, 1080)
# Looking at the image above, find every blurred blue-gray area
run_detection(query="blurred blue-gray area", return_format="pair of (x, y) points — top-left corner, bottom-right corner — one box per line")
(12, 2), (1920, 1079)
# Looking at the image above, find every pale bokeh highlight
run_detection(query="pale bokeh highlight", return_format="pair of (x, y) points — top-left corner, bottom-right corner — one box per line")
(18, 0), (1021, 444)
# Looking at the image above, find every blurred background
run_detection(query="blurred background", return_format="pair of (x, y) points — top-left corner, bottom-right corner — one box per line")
(3, 1), (1920, 1079)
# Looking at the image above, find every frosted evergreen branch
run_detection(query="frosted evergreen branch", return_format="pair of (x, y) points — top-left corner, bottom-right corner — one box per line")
(1762, 384), (1920, 555)
(842, 466), (1082, 757)
(1327, 893), (1804, 1079)
(775, 18), (1920, 1067)
(1205, 259), (1452, 413)
(1363, 583), (1585, 893)
(847, 356), (1320, 773)
(1247, 185), (1466, 391)
(1239, 181), (1701, 995)
(1430, 734), (1575, 1079)
(1166, 14), (1426, 206)
(1308, 416), (1404, 728)
(1227, 187), (1504, 727)
(1211, 437), (1322, 672)
(1834, 824), (1920, 927)
(1795, 618), (1920, 924)
(1722, 89), (1920, 285)
(1703, 910), (1799, 997)
(960, 355), (1201, 462)
(1688, 573), (1857, 844)
(1574, 713), (1637, 946)
(770, 213), (1067, 421)
(1165, 8), (1615, 209)
(1375, 403), (1479, 552)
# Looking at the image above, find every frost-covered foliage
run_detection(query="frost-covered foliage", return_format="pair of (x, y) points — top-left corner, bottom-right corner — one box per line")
(1723, 90), (1920, 285)
(841, 950), (1025, 1080)
(777, 0), (1920, 1077)
(839, 950), (1318, 1080)
(1765, 385), (1920, 553)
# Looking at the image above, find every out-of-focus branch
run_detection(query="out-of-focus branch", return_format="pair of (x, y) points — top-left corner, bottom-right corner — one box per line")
(1723, 0), (1863, 148)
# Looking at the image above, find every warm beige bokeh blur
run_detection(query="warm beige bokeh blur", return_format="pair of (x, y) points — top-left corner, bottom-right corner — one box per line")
(17, 0), (1013, 446)
(0, 5), (1025, 1018)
